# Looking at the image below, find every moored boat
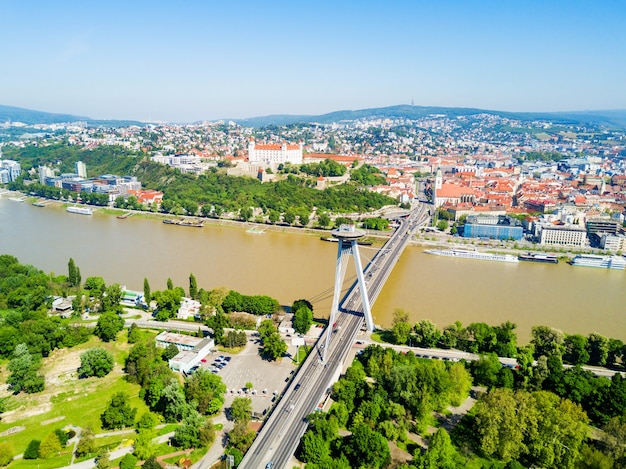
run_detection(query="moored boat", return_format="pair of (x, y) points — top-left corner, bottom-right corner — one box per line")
(424, 248), (519, 263)
(570, 254), (625, 270)
(518, 252), (559, 264)
(66, 206), (93, 215)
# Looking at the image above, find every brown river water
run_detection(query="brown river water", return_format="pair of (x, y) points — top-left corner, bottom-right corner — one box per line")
(1, 198), (625, 344)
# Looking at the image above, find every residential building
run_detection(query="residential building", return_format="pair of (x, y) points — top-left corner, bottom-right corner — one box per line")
(0, 160), (21, 183)
(75, 161), (87, 178)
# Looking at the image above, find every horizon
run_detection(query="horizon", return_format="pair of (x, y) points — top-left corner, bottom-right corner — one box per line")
(3, 1), (626, 122)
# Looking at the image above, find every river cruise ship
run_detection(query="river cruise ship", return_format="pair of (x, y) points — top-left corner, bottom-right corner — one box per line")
(66, 206), (93, 215)
(424, 248), (519, 263)
(570, 254), (626, 270)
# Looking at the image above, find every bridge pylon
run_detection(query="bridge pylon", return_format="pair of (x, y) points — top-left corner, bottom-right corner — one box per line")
(323, 225), (373, 362)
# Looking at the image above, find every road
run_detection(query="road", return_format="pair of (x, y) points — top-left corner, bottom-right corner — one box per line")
(238, 204), (430, 469)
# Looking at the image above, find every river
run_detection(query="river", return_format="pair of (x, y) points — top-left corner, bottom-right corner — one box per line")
(1, 197), (625, 343)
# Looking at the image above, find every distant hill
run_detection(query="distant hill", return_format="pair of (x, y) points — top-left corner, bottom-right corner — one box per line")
(234, 104), (626, 129)
(0, 104), (145, 127)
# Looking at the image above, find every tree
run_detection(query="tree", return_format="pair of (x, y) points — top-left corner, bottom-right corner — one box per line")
(136, 412), (159, 430)
(7, 343), (44, 394)
(95, 312), (125, 342)
(84, 276), (106, 297)
(317, 212), (331, 228)
(531, 325), (564, 358)
(39, 432), (62, 459)
(23, 440), (40, 459)
(101, 284), (123, 312)
(184, 369), (226, 415)
(95, 448), (110, 469)
(79, 347), (114, 378)
(293, 306), (313, 335)
(75, 428), (95, 457)
(141, 456), (162, 469)
(119, 453), (138, 469)
(189, 273), (197, 299)
(68, 257), (79, 287)
(344, 423), (391, 469)
(300, 430), (330, 464)
(143, 278), (151, 304)
(162, 344), (180, 362)
(262, 331), (287, 360)
(167, 278), (174, 290)
(230, 397), (252, 423)
(413, 318), (441, 347)
(101, 392), (137, 430)
(133, 429), (156, 460)
(391, 308), (411, 345)
(229, 420), (255, 453)
(587, 332), (609, 366)
(420, 428), (456, 469)
(563, 334), (589, 365)
(173, 409), (205, 449)
(0, 443), (12, 467)
(128, 322), (141, 344)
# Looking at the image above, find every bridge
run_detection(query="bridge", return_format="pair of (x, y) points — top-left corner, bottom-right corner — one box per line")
(239, 203), (431, 469)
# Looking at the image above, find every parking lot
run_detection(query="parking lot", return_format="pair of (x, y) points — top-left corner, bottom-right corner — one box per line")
(197, 334), (301, 416)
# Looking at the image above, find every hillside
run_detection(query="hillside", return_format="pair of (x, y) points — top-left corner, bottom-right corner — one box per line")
(0, 104), (144, 127)
(234, 104), (626, 129)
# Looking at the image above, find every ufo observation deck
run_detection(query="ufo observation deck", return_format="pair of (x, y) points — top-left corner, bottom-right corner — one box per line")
(331, 224), (366, 240)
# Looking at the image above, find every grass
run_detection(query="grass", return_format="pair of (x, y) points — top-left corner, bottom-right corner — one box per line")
(0, 336), (150, 458)
(370, 329), (395, 344)
(293, 345), (312, 365)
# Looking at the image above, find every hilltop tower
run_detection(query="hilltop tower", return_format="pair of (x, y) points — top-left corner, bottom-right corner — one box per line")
(323, 224), (373, 361)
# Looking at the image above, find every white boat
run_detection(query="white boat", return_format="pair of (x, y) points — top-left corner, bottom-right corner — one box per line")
(570, 254), (626, 270)
(66, 206), (93, 216)
(424, 248), (519, 263)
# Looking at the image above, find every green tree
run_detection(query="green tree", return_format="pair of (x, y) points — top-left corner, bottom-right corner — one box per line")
(173, 409), (205, 449)
(95, 448), (110, 469)
(141, 456), (161, 469)
(133, 429), (156, 460)
(587, 332), (609, 366)
(95, 312), (125, 342)
(119, 453), (138, 469)
(189, 273), (197, 299)
(39, 432), (62, 459)
(128, 322), (141, 344)
(23, 440), (40, 459)
(344, 423), (390, 468)
(167, 278), (174, 290)
(262, 330), (287, 360)
(101, 392), (137, 430)
(101, 284), (123, 312)
(229, 420), (255, 453)
(7, 343), (44, 394)
(531, 325), (564, 358)
(162, 343), (180, 362)
(299, 430), (330, 464)
(230, 397), (252, 423)
(184, 369), (226, 415)
(391, 308), (411, 345)
(317, 212), (331, 228)
(143, 278), (151, 304)
(293, 306), (313, 335)
(563, 334), (589, 365)
(420, 428), (456, 469)
(76, 348), (112, 379)
(413, 319), (441, 348)
(75, 428), (95, 457)
(0, 443), (12, 467)
(84, 276), (106, 297)
(68, 257), (79, 287)
(136, 412), (159, 430)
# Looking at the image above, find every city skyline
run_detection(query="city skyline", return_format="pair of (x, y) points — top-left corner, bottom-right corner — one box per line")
(2, 1), (626, 122)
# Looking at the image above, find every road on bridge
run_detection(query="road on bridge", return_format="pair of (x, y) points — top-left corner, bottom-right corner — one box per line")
(238, 203), (431, 469)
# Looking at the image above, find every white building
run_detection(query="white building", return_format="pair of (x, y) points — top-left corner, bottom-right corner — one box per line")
(38, 165), (55, 185)
(155, 331), (214, 374)
(538, 224), (588, 247)
(178, 297), (202, 320)
(75, 161), (87, 178)
(0, 160), (21, 183)
(248, 139), (303, 166)
(600, 233), (626, 252)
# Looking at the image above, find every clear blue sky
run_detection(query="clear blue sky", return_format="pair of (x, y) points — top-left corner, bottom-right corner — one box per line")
(2, 1), (625, 122)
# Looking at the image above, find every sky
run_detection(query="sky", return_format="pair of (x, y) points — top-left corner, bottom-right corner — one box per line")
(1, 1), (626, 122)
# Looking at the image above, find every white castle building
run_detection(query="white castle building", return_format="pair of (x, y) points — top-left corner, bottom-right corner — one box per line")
(247, 139), (303, 166)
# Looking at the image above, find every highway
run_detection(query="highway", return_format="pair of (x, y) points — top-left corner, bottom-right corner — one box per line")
(238, 203), (430, 469)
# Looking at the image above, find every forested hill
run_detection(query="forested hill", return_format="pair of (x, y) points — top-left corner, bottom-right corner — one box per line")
(233, 104), (626, 129)
(0, 104), (144, 127)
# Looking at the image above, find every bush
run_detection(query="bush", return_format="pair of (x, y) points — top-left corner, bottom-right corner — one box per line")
(0, 442), (13, 467)
(119, 453), (138, 469)
(79, 348), (115, 378)
(24, 440), (40, 459)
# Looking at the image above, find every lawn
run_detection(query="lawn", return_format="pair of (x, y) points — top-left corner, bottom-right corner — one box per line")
(0, 335), (150, 458)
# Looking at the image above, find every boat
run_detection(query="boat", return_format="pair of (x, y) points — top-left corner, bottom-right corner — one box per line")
(570, 254), (626, 270)
(117, 212), (133, 219)
(163, 218), (203, 227)
(66, 206), (93, 215)
(518, 252), (559, 264)
(424, 248), (519, 263)
(32, 201), (47, 207)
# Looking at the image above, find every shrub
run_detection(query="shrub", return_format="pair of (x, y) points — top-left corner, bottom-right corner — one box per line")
(24, 440), (41, 459)
(0, 442), (13, 466)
